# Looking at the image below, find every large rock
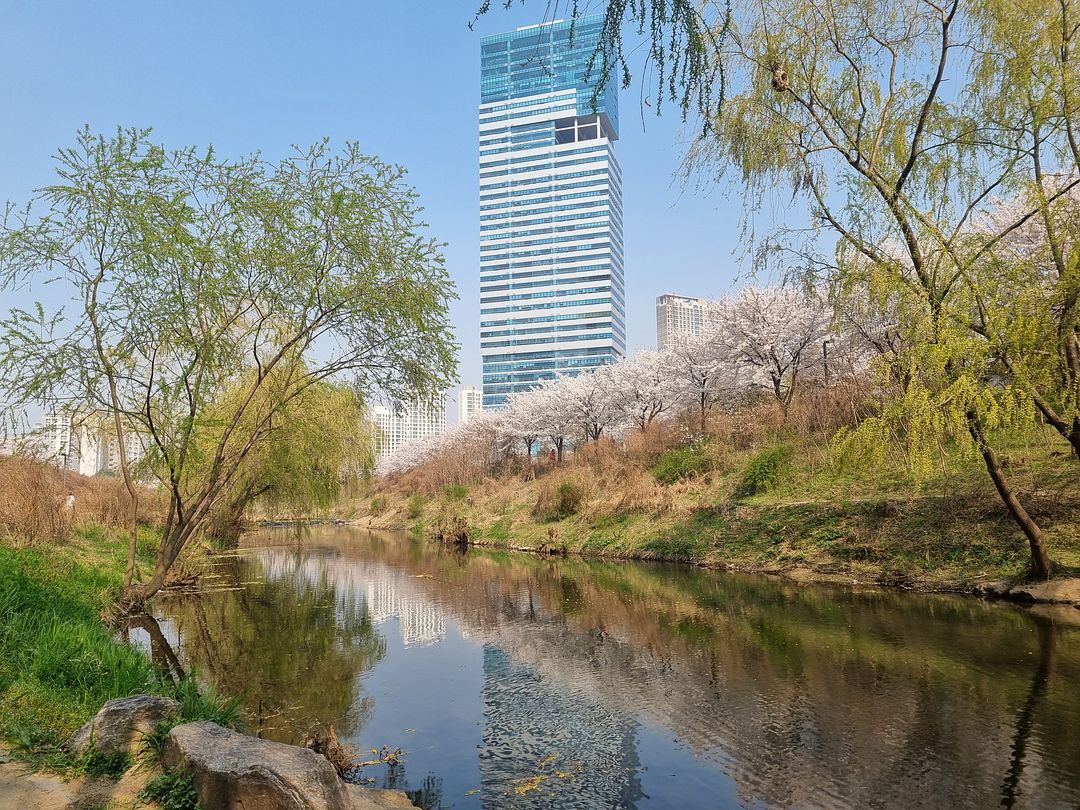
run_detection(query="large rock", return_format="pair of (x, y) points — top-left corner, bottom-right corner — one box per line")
(1008, 578), (1080, 605)
(162, 721), (413, 810)
(68, 694), (180, 757)
(345, 785), (417, 809)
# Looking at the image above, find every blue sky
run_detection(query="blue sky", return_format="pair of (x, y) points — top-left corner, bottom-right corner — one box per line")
(0, 1), (750, 407)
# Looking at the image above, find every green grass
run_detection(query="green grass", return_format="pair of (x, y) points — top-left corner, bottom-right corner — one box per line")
(444, 483), (469, 501)
(140, 769), (202, 809)
(0, 526), (241, 772)
(653, 441), (713, 485)
(733, 445), (794, 498)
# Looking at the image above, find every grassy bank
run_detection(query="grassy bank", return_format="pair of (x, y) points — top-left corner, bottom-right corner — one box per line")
(363, 422), (1080, 591)
(0, 522), (236, 771)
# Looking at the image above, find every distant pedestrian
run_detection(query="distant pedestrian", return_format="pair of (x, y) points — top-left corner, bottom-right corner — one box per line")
(59, 490), (76, 535)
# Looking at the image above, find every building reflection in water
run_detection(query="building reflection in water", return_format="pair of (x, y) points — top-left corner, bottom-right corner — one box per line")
(480, 644), (642, 809)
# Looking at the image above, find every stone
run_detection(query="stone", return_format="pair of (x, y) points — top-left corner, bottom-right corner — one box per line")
(67, 694), (180, 758)
(162, 721), (412, 810)
(344, 785), (417, 809)
(973, 580), (1012, 597)
(1008, 578), (1080, 605)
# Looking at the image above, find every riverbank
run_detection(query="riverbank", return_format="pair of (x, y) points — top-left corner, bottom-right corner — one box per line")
(362, 432), (1080, 596)
(0, 526), (238, 762)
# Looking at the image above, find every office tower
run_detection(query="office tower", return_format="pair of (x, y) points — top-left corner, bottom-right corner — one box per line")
(458, 385), (483, 425)
(656, 294), (710, 350)
(479, 16), (625, 409)
(370, 394), (448, 461)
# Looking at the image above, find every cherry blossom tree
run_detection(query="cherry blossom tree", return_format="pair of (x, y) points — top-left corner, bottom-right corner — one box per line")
(666, 323), (738, 434)
(713, 287), (832, 414)
(607, 349), (674, 432)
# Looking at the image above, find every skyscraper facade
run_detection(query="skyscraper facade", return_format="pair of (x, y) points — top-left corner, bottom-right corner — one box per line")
(479, 17), (625, 409)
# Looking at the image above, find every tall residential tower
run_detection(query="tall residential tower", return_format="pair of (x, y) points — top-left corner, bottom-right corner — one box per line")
(656, 294), (710, 349)
(479, 17), (625, 409)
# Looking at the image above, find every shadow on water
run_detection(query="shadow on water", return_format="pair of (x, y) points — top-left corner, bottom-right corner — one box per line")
(146, 526), (1080, 809)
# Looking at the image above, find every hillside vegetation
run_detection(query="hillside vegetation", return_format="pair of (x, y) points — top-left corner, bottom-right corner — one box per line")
(364, 390), (1080, 591)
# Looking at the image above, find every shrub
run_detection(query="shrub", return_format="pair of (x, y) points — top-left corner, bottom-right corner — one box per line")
(368, 496), (386, 516)
(406, 494), (425, 519)
(444, 483), (469, 501)
(533, 478), (586, 521)
(734, 445), (793, 498)
(652, 442), (712, 485)
(140, 769), (202, 810)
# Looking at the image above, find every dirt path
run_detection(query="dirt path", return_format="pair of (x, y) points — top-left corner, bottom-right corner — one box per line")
(0, 755), (152, 810)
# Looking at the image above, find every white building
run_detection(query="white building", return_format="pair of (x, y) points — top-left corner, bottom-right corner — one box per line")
(656, 294), (710, 350)
(458, 386), (483, 425)
(33, 409), (147, 475)
(371, 393), (447, 461)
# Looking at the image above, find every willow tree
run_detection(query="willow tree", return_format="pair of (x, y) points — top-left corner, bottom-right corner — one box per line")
(664, 0), (1080, 579)
(0, 128), (457, 602)
(197, 378), (375, 543)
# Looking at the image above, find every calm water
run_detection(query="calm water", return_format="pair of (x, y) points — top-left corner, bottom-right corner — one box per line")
(137, 526), (1080, 809)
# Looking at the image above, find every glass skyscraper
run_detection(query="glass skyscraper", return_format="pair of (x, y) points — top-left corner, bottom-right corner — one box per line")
(479, 16), (625, 408)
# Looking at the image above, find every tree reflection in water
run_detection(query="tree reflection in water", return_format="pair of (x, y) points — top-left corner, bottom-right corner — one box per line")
(160, 549), (386, 743)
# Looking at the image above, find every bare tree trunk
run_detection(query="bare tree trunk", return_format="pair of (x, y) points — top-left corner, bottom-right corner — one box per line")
(967, 411), (1053, 580)
(86, 269), (141, 589)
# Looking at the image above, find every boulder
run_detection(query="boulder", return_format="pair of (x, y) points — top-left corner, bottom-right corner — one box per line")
(345, 785), (417, 809)
(68, 694), (180, 757)
(1008, 578), (1080, 605)
(162, 721), (412, 810)
(973, 580), (1013, 597)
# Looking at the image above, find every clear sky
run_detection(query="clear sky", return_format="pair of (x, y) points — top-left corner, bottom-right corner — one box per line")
(0, 1), (750, 413)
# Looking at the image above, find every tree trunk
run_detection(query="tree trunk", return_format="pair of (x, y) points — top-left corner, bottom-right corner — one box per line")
(967, 410), (1053, 580)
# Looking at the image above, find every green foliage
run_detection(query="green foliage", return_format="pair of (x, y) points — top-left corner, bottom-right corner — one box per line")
(407, 495), (426, 519)
(734, 446), (793, 499)
(653, 442), (712, 484)
(444, 483), (469, 501)
(200, 380), (376, 535)
(0, 127), (459, 599)
(555, 482), (585, 518)
(140, 769), (202, 810)
(170, 676), (241, 728)
(369, 496), (387, 516)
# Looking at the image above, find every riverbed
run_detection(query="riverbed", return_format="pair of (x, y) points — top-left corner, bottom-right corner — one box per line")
(135, 525), (1080, 809)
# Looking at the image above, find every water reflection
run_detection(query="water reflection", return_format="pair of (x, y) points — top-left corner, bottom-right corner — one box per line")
(150, 526), (1080, 809)
(160, 550), (386, 742)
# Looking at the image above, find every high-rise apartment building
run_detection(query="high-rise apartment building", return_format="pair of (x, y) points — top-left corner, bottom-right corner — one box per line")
(458, 385), (483, 425)
(371, 394), (448, 461)
(37, 408), (147, 475)
(656, 294), (710, 350)
(479, 16), (625, 409)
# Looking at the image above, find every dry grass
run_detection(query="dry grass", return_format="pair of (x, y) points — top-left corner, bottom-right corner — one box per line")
(0, 455), (163, 544)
